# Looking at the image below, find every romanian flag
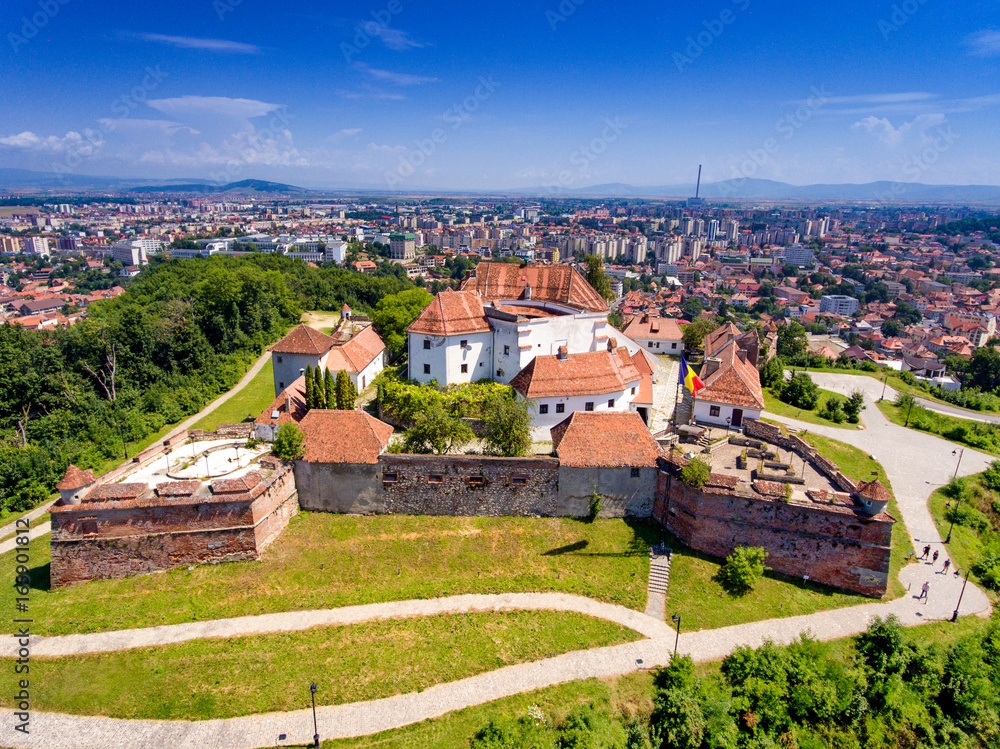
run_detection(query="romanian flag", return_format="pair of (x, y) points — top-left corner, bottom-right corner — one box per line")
(679, 355), (705, 396)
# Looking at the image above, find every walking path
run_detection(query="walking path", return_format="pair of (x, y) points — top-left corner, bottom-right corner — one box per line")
(0, 500), (55, 541)
(649, 356), (680, 433)
(6, 373), (995, 749)
(644, 547), (672, 621)
(0, 520), (49, 556)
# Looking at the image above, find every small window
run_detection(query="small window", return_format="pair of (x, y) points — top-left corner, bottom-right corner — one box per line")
(585, 402), (594, 411)
(423, 364), (431, 374)
(504, 345), (510, 355)
(383, 472), (398, 483)
(460, 339), (468, 348)
(630, 467), (642, 478)
(276, 355), (283, 363)
(631, 387), (636, 395)
(461, 364), (468, 373)
(539, 403), (549, 414)
(511, 475), (528, 486)
(468, 475), (486, 486)
(647, 341), (653, 348)
(672, 342), (677, 349)
(279, 381), (285, 389)
(608, 399), (615, 408)
(428, 474), (444, 484)
(709, 406), (721, 417)
(423, 339), (431, 350)
(556, 403), (565, 413)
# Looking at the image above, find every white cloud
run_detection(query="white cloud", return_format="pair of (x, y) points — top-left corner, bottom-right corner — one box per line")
(805, 92), (935, 106)
(354, 63), (438, 86)
(965, 29), (1000, 56)
(327, 128), (362, 142)
(138, 34), (260, 54)
(334, 87), (406, 101)
(0, 130), (102, 153)
(146, 96), (283, 120)
(96, 118), (200, 137)
(369, 26), (426, 51)
(851, 113), (948, 147)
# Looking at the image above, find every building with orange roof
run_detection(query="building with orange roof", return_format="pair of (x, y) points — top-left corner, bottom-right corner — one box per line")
(270, 318), (386, 396)
(693, 323), (765, 428)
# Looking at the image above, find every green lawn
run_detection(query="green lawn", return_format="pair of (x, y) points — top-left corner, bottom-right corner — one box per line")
(0, 514), (658, 636)
(927, 476), (999, 606)
(763, 387), (860, 430)
(192, 358), (275, 431)
(877, 400), (1000, 458)
(4, 610), (639, 721)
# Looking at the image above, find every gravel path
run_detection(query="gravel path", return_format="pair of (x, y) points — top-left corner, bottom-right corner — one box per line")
(5, 372), (994, 749)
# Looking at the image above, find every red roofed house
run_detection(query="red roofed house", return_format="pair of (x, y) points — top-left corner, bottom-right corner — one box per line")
(55, 464), (96, 505)
(510, 345), (651, 439)
(271, 320), (386, 396)
(254, 375), (308, 441)
(551, 411), (661, 517)
(622, 313), (684, 353)
(292, 409), (395, 514)
(692, 323), (765, 428)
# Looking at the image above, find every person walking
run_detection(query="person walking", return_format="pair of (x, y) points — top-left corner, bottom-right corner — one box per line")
(920, 581), (930, 602)
(943, 559), (951, 574)
(921, 545), (931, 560)
(932, 549), (940, 564)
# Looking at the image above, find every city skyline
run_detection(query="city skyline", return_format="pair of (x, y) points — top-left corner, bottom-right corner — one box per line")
(1, 0), (999, 191)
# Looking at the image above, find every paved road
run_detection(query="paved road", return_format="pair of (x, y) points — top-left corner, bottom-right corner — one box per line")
(6, 371), (995, 749)
(0, 500), (55, 540)
(805, 370), (1000, 425)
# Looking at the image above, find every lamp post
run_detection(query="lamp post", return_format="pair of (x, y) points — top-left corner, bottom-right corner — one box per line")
(671, 613), (681, 657)
(946, 449), (965, 544)
(725, 416), (731, 437)
(880, 371), (888, 402)
(309, 682), (319, 749)
(904, 396), (915, 427)
(951, 570), (971, 622)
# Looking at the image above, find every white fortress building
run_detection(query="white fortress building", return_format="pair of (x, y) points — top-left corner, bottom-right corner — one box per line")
(407, 263), (657, 437)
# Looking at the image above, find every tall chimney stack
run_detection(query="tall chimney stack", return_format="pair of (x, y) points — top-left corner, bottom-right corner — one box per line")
(695, 165), (702, 199)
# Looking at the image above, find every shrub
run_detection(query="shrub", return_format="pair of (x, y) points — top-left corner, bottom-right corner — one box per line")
(779, 372), (820, 410)
(272, 423), (304, 460)
(844, 390), (865, 423)
(948, 502), (992, 534)
(820, 398), (845, 423)
(680, 458), (711, 488)
(719, 545), (769, 594)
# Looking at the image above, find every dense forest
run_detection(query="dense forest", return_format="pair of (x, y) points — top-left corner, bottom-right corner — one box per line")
(0, 254), (417, 513)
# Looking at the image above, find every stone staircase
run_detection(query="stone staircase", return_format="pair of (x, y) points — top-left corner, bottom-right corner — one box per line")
(674, 388), (693, 427)
(644, 546), (673, 620)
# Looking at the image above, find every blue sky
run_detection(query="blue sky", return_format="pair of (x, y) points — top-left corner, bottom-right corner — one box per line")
(1, 0), (998, 190)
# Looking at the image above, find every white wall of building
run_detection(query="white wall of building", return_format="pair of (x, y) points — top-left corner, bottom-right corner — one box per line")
(409, 331), (493, 385)
(522, 385), (637, 441)
(692, 399), (762, 428)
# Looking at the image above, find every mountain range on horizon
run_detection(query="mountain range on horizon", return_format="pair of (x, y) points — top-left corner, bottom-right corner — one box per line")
(2, 168), (1000, 204)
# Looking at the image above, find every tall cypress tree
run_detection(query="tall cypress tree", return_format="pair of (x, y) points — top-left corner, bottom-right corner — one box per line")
(313, 366), (325, 408)
(324, 369), (335, 409)
(304, 365), (315, 410)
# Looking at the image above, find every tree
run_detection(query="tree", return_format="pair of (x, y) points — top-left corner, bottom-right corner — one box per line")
(313, 366), (325, 408)
(304, 365), (315, 409)
(718, 545), (769, 594)
(967, 347), (1000, 392)
(323, 368), (335, 408)
(893, 300), (922, 326)
(879, 319), (901, 338)
(844, 390), (865, 423)
(402, 400), (473, 454)
(776, 321), (807, 359)
(272, 423), (305, 460)
(682, 318), (716, 352)
(584, 254), (613, 301)
(759, 355), (785, 389)
(680, 297), (704, 320)
(371, 288), (434, 357)
(335, 369), (357, 410)
(608, 308), (625, 330)
(680, 458), (711, 487)
(482, 391), (532, 456)
(780, 372), (819, 410)
(820, 397), (844, 423)
(855, 615), (909, 675)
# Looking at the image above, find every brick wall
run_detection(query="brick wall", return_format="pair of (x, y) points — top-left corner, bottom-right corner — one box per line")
(654, 472), (892, 597)
(743, 419), (856, 493)
(50, 464), (298, 588)
(378, 454), (564, 517)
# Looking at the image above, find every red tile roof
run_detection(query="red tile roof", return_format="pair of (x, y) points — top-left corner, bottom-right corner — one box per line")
(461, 262), (607, 312)
(696, 340), (765, 410)
(623, 315), (683, 341)
(155, 480), (203, 498)
(551, 412), (660, 467)
(856, 479), (892, 504)
(325, 324), (386, 372)
(510, 348), (642, 399)
(56, 464), (95, 490)
(84, 483), (148, 502)
(407, 290), (491, 336)
(298, 409), (394, 464)
(257, 376), (308, 426)
(211, 472), (264, 495)
(272, 325), (337, 355)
